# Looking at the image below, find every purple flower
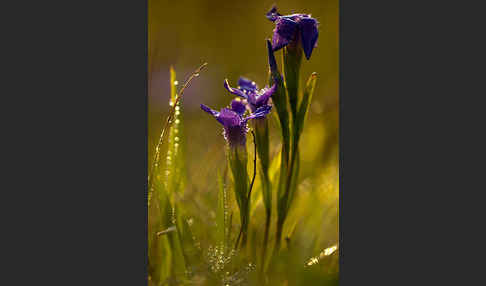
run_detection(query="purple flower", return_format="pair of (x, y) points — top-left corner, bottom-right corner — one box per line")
(201, 99), (272, 147)
(266, 6), (319, 60)
(224, 77), (277, 112)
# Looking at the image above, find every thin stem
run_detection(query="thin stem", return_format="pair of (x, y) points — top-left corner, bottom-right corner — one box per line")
(234, 227), (242, 250)
(247, 131), (257, 201)
(271, 219), (284, 264)
(148, 62), (208, 193)
(235, 131), (257, 251)
(261, 213), (271, 273)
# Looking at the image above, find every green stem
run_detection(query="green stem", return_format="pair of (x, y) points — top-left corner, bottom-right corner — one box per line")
(283, 40), (303, 120)
(275, 216), (284, 253)
(274, 38), (303, 253)
(261, 210), (271, 272)
(228, 145), (249, 249)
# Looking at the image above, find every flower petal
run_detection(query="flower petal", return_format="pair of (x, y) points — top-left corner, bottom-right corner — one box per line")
(237, 77), (258, 92)
(266, 5), (281, 22)
(231, 99), (247, 116)
(201, 104), (219, 117)
(244, 105), (272, 123)
(246, 92), (257, 107)
(255, 83), (276, 107)
(224, 79), (247, 99)
(284, 14), (309, 22)
(201, 104), (225, 125)
(272, 17), (298, 51)
(267, 39), (278, 73)
(299, 17), (319, 60)
(218, 108), (241, 127)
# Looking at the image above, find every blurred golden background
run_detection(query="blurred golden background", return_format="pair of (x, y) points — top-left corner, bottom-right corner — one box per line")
(149, 0), (338, 179)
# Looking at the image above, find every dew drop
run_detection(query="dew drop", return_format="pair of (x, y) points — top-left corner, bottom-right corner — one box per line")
(174, 80), (179, 85)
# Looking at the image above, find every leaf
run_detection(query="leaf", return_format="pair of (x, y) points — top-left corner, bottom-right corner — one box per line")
(170, 65), (177, 103)
(296, 72), (318, 141)
(282, 43), (303, 118)
(253, 119), (272, 216)
(249, 148), (281, 217)
(267, 40), (290, 166)
(147, 62), (207, 200)
(216, 169), (228, 247)
(149, 64), (210, 283)
(148, 181), (172, 284)
(228, 145), (250, 246)
(286, 150), (301, 214)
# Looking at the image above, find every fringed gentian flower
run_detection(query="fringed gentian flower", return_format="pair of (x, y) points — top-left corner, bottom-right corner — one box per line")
(200, 99), (272, 147)
(266, 6), (319, 60)
(223, 77), (277, 112)
(201, 98), (272, 248)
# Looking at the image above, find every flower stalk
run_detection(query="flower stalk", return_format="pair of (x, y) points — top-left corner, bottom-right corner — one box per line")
(267, 40), (291, 253)
(228, 144), (250, 248)
(266, 6), (319, 251)
(201, 93), (273, 251)
(252, 118), (272, 266)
